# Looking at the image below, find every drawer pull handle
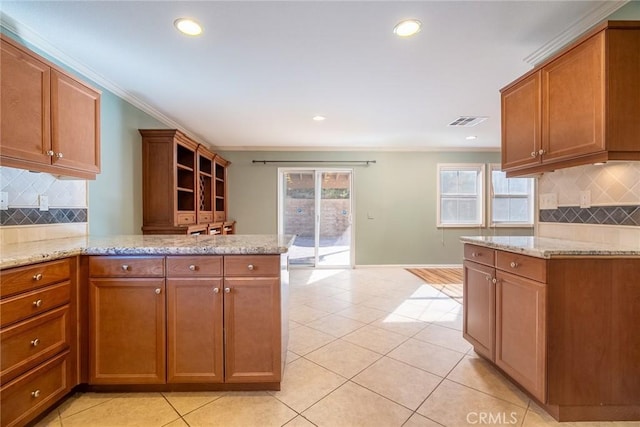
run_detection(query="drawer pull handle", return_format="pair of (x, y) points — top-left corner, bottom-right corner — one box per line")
(31, 338), (40, 347)
(31, 390), (41, 398)
(155, 288), (161, 295)
(189, 265), (197, 271)
(33, 299), (43, 308)
(224, 287), (231, 293)
(213, 287), (220, 294)
(121, 265), (131, 271)
(510, 261), (518, 268)
(33, 273), (43, 281)
(247, 264), (254, 271)
(471, 252), (479, 257)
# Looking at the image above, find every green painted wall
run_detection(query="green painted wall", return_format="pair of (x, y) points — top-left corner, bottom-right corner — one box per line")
(220, 150), (532, 265)
(88, 92), (167, 235)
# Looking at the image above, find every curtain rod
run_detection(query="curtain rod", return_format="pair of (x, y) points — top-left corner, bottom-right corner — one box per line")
(252, 160), (376, 165)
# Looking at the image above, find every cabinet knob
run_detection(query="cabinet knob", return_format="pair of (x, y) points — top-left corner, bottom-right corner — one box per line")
(33, 299), (43, 308)
(121, 265), (131, 271)
(247, 264), (254, 271)
(471, 252), (479, 257)
(189, 264), (197, 271)
(56, 152), (64, 158)
(31, 338), (40, 347)
(538, 149), (545, 155)
(510, 261), (518, 268)
(46, 150), (55, 157)
(492, 278), (498, 284)
(155, 288), (162, 294)
(485, 276), (491, 281)
(31, 390), (41, 398)
(33, 273), (43, 281)
(530, 151), (537, 158)
(224, 288), (231, 293)
(213, 287), (220, 294)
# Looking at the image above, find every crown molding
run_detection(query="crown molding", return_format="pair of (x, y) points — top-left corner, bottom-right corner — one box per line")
(523, 1), (629, 66)
(0, 13), (209, 147)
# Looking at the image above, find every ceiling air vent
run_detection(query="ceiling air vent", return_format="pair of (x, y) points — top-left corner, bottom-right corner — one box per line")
(448, 116), (488, 127)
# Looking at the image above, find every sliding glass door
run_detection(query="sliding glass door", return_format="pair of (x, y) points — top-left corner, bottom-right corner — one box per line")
(279, 169), (353, 268)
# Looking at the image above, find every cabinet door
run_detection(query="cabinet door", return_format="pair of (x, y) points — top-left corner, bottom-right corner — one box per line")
(167, 278), (223, 383)
(223, 278), (280, 383)
(89, 278), (165, 384)
(463, 260), (495, 360)
(495, 271), (546, 402)
(542, 32), (605, 162)
(0, 38), (51, 165)
(501, 72), (541, 171)
(51, 70), (100, 174)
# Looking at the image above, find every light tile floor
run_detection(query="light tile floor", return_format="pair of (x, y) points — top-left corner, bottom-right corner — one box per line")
(35, 268), (640, 427)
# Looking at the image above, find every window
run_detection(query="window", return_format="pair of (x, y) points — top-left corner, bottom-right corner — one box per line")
(489, 164), (534, 227)
(437, 164), (485, 227)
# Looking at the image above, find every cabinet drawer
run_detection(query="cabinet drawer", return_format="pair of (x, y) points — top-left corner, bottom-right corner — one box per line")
(199, 213), (213, 223)
(464, 244), (495, 267)
(0, 351), (70, 427)
(1, 305), (69, 384)
(0, 282), (70, 328)
(214, 212), (225, 222)
(0, 259), (71, 298)
(496, 251), (546, 282)
(89, 256), (165, 277)
(224, 255), (280, 277)
(166, 256), (222, 277)
(177, 213), (196, 225)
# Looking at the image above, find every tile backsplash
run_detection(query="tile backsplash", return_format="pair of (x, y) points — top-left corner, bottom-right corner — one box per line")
(537, 162), (640, 246)
(0, 166), (87, 228)
(538, 162), (640, 207)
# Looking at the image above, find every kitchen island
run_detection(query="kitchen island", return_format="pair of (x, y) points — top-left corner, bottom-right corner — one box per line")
(0, 234), (294, 427)
(460, 235), (640, 422)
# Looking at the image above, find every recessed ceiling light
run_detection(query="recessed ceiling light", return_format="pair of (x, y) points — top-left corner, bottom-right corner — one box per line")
(174, 18), (203, 36)
(465, 136), (478, 140)
(393, 19), (422, 37)
(312, 115), (326, 121)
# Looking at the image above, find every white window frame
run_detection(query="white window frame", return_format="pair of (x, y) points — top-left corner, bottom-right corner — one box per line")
(488, 164), (535, 228)
(436, 163), (485, 228)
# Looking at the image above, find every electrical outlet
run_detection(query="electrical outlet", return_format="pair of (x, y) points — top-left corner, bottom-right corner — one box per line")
(539, 193), (558, 210)
(39, 195), (49, 211)
(367, 211), (374, 220)
(0, 192), (8, 210)
(579, 190), (591, 208)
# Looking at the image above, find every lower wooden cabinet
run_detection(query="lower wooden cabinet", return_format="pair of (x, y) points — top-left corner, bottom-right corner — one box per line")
(463, 245), (547, 403)
(88, 254), (285, 388)
(167, 278), (224, 383)
(224, 277), (281, 383)
(462, 260), (495, 361)
(89, 278), (166, 384)
(495, 271), (546, 402)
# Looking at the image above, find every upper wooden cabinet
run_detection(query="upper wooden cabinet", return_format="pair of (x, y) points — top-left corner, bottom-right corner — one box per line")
(140, 129), (231, 235)
(0, 35), (101, 179)
(501, 21), (640, 176)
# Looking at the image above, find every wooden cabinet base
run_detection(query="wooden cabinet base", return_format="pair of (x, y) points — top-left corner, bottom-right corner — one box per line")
(85, 381), (281, 392)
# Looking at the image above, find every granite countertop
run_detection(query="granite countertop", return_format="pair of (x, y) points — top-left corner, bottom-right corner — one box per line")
(0, 234), (296, 269)
(460, 235), (640, 259)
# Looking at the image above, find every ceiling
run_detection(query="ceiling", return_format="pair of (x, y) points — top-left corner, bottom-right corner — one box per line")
(0, 1), (634, 151)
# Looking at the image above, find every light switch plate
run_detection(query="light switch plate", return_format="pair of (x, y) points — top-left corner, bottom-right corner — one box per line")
(0, 192), (8, 210)
(539, 193), (558, 210)
(39, 195), (49, 211)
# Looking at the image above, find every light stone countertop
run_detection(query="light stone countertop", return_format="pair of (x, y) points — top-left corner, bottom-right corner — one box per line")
(0, 234), (296, 269)
(460, 235), (640, 259)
